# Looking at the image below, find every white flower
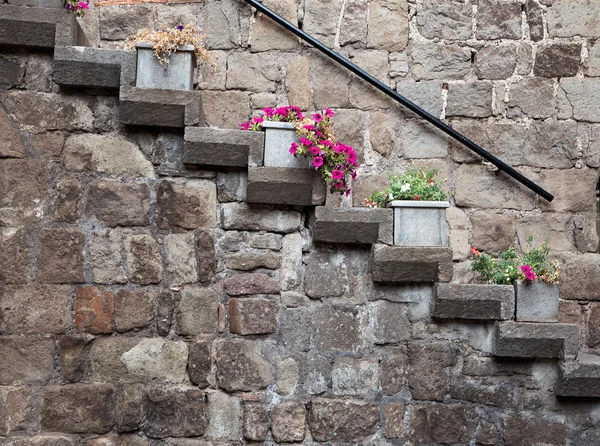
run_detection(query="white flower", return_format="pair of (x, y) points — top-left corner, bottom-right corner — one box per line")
(400, 183), (411, 192)
(388, 193), (394, 200)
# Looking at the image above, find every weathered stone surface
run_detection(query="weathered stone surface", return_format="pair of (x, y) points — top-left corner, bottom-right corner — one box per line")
(89, 230), (126, 285)
(408, 342), (460, 401)
(304, 250), (351, 298)
(540, 168), (596, 213)
(367, 0), (408, 51)
(143, 388), (208, 439)
(504, 413), (567, 445)
(64, 134), (155, 178)
(410, 404), (471, 444)
(221, 203), (301, 233)
(271, 402), (306, 442)
(339, 0), (368, 46)
(85, 182), (150, 227)
(474, 44), (517, 80)
(476, 0), (522, 39)
(525, 0), (544, 41)
(217, 171), (247, 202)
(471, 211), (515, 253)
(243, 403), (268, 441)
(560, 254), (600, 300)
(417, 0), (472, 40)
(247, 166), (325, 206)
(508, 77), (555, 119)
(516, 213), (574, 252)
(176, 287), (219, 336)
(0, 105), (24, 158)
(53, 180), (81, 223)
(184, 127), (263, 168)
(2, 435), (78, 446)
(189, 341), (211, 388)
(114, 289), (156, 333)
(279, 232), (303, 291)
(451, 376), (520, 408)
(38, 228), (85, 284)
(558, 78), (600, 122)
(302, 352), (331, 395)
(371, 300), (410, 344)
(310, 53), (351, 109)
(214, 339), (274, 392)
(383, 402), (405, 438)
(91, 337), (188, 383)
(517, 42), (534, 75)
(99, 6), (153, 40)
(202, 90), (250, 129)
(522, 119), (578, 169)
(332, 358), (379, 396)
(280, 307), (314, 352)
(226, 52), (281, 93)
(372, 246), (453, 283)
(396, 81), (444, 118)
(435, 283), (515, 320)
(349, 51), (393, 111)
(206, 391), (242, 441)
(585, 39), (600, 76)
(229, 298), (278, 335)
(313, 206), (393, 245)
(40, 385), (116, 434)
(303, 0), (343, 47)
(588, 303), (600, 347)
(156, 291), (176, 337)
(381, 347), (407, 395)
(285, 56), (310, 110)
(74, 287), (114, 335)
(251, 0), (299, 52)
(493, 321), (579, 359)
(276, 357), (299, 395)
(370, 111), (395, 157)
(125, 234), (163, 285)
(157, 180), (216, 230)
(165, 233), (198, 286)
(225, 250), (281, 271)
(556, 352), (600, 397)
(534, 43), (582, 77)
(547, 0), (600, 38)
(0, 386), (32, 435)
(0, 337), (55, 385)
(223, 273), (280, 295)
(315, 306), (364, 352)
(0, 230), (29, 284)
(446, 81), (493, 118)
(0, 56), (23, 91)
(200, 0), (242, 50)
(308, 399), (379, 442)
(411, 43), (472, 80)
(60, 335), (93, 383)
(401, 119), (449, 159)
(116, 385), (143, 433)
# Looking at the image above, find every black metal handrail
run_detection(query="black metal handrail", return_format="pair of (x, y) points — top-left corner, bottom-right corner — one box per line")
(242, 0), (554, 202)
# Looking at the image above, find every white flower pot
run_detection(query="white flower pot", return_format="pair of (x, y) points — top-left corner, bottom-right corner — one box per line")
(262, 121), (310, 169)
(514, 280), (559, 322)
(135, 42), (196, 91)
(388, 200), (449, 246)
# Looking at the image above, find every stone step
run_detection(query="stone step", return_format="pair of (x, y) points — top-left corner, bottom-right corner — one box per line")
(434, 283), (515, 321)
(311, 206), (393, 245)
(0, 6), (88, 49)
(492, 321), (579, 360)
(556, 352), (600, 398)
(119, 87), (204, 128)
(54, 46), (136, 91)
(183, 127), (264, 169)
(246, 166), (326, 207)
(371, 245), (453, 283)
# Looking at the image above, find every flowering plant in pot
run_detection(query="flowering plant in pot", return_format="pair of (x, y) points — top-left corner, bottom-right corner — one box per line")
(470, 237), (561, 322)
(239, 105), (360, 196)
(125, 24), (214, 91)
(63, 0), (88, 15)
(363, 166), (449, 246)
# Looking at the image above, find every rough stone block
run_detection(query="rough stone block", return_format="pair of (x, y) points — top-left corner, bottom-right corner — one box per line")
(221, 202), (302, 233)
(40, 385), (116, 434)
(315, 306), (365, 353)
(331, 358), (379, 397)
(119, 87), (204, 128)
(434, 283), (515, 320)
(534, 43), (582, 78)
(0, 230), (29, 284)
(493, 321), (579, 359)
(143, 388), (208, 439)
(0, 337), (55, 385)
(367, 0), (408, 51)
(85, 182), (151, 227)
(189, 341), (211, 388)
(214, 339), (274, 392)
(165, 233), (198, 286)
(381, 347), (407, 395)
(114, 289), (156, 332)
(372, 245), (453, 283)
(515, 280), (559, 323)
(417, 0), (472, 40)
(446, 81), (493, 118)
(308, 398), (379, 442)
(408, 342), (460, 401)
(558, 78), (600, 123)
(156, 180), (216, 230)
(247, 167), (326, 206)
(117, 386), (143, 433)
(312, 206), (393, 245)
(251, 0), (300, 52)
(280, 307), (314, 352)
(53, 180), (82, 223)
(229, 298), (278, 335)
(125, 234), (163, 285)
(507, 78), (555, 119)
(2, 284), (71, 334)
(1, 435), (78, 445)
(243, 403), (268, 441)
(547, 0), (600, 38)
(556, 352), (600, 398)
(410, 403), (472, 444)
(0, 104), (25, 158)
(89, 230), (126, 285)
(74, 286), (114, 335)
(225, 250), (281, 271)
(0, 386), (32, 435)
(503, 414), (567, 445)
(223, 273), (280, 296)
(411, 43), (471, 80)
(474, 44), (518, 80)
(371, 300), (410, 344)
(206, 390), (242, 441)
(176, 286), (219, 336)
(384, 402), (405, 438)
(183, 127), (264, 168)
(60, 335), (93, 383)
(271, 402), (306, 442)
(38, 228), (85, 284)
(201, 90), (250, 129)
(475, 0), (521, 39)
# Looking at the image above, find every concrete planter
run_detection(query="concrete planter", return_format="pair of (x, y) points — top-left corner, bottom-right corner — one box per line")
(262, 121), (310, 169)
(8, 0), (63, 7)
(388, 200), (449, 246)
(514, 280), (559, 323)
(135, 42), (195, 91)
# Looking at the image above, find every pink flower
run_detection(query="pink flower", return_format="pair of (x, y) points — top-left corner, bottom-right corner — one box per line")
(333, 182), (344, 189)
(262, 107), (275, 117)
(303, 124), (316, 131)
(312, 156), (324, 168)
(78, 1), (88, 8)
(331, 169), (344, 180)
(346, 148), (357, 164)
(299, 137), (312, 147)
(275, 107), (288, 116)
(289, 142), (298, 155)
(313, 112), (323, 122)
(521, 265), (536, 281)
(325, 108), (334, 118)
(321, 140), (334, 147)
(239, 122), (251, 130)
(351, 170), (357, 181)
(334, 143), (347, 154)
(252, 116), (264, 124)
(345, 188), (352, 197)
(414, 195), (420, 200)
(309, 146), (320, 155)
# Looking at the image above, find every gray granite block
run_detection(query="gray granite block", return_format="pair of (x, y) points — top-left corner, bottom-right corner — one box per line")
(312, 207), (393, 245)
(247, 167), (326, 206)
(371, 245), (453, 283)
(556, 353), (600, 398)
(434, 283), (515, 320)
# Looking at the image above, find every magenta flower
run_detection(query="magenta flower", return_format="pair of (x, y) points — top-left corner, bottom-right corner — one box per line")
(333, 182), (344, 189)
(78, 1), (88, 8)
(262, 107), (275, 117)
(321, 140), (334, 147)
(351, 169), (357, 181)
(239, 122), (251, 130)
(289, 142), (298, 155)
(331, 169), (344, 180)
(299, 137), (312, 147)
(253, 116), (264, 124)
(345, 188), (352, 197)
(312, 156), (324, 168)
(346, 148), (357, 164)
(275, 107), (288, 116)
(313, 112), (323, 122)
(309, 146), (320, 155)
(520, 265), (536, 281)
(303, 124), (316, 131)
(334, 143), (347, 154)
(325, 108), (334, 118)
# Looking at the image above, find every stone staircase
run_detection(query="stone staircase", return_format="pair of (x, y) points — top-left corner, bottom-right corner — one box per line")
(2, 5), (599, 401)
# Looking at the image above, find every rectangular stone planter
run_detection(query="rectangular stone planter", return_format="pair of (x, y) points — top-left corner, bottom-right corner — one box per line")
(514, 280), (559, 323)
(135, 42), (195, 91)
(388, 200), (450, 246)
(262, 121), (310, 169)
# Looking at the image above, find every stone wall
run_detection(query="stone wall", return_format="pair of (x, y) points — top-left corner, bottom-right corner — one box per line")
(1, 0), (600, 444)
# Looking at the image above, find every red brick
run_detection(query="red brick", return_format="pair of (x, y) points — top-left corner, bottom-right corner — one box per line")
(75, 287), (114, 334)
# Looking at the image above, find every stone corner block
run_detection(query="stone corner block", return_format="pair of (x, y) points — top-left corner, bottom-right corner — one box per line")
(247, 166), (326, 206)
(371, 245), (453, 283)
(556, 352), (600, 398)
(312, 206), (393, 245)
(434, 283), (515, 320)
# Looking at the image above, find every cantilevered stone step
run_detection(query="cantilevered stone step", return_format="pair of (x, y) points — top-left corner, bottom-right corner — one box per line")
(556, 353), (600, 398)
(247, 167), (326, 206)
(183, 127), (264, 168)
(0, 6), (89, 49)
(311, 206), (393, 245)
(119, 87), (204, 128)
(434, 283), (514, 321)
(371, 245), (453, 283)
(492, 321), (579, 360)
(54, 46), (136, 91)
